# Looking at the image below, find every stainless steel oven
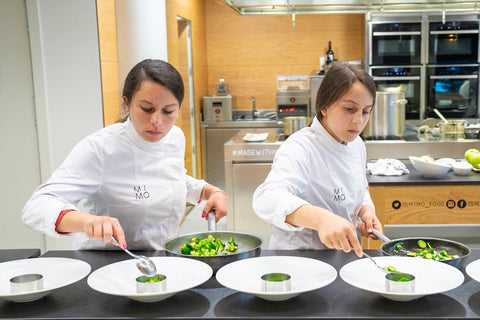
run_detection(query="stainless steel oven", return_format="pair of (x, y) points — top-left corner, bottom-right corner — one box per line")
(371, 66), (423, 120)
(429, 20), (479, 64)
(275, 75), (312, 119)
(427, 65), (479, 118)
(275, 91), (310, 119)
(370, 22), (422, 65)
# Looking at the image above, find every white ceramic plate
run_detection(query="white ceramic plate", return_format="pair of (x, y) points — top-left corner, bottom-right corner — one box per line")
(0, 257), (91, 303)
(340, 256), (464, 302)
(215, 256), (337, 301)
(242, 132), (269, 142)
(409, 156), (451, 178)
(465, 259), (480, 283)
(87, 256), (212, 303)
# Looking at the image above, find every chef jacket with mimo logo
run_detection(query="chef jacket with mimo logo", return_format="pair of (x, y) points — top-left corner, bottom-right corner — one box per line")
(22, 118), (207, 250)
(252, 117), (374, 250)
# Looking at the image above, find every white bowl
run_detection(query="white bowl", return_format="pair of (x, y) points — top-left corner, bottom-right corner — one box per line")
(452, 161), (472, 176)
(435, 158), (456, 167)
(87, 257), (212, 303)
(340, 256), (464, 302)
(215, 256), (337, 301)
(0, 258), (91, 303)
(466, 259), (480, 283)
(409, 156), (451, 178)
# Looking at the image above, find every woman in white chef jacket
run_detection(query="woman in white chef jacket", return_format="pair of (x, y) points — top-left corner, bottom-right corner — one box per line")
(253, 62), (382, 257)
(22, 59), (227, 250)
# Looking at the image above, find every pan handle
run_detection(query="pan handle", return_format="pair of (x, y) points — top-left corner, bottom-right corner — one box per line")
(372, 228), (391, 243)
(207, 211), (217, 232)
(353, 215), (391, 243)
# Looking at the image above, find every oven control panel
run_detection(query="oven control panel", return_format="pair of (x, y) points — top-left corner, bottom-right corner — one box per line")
(277, 104), (309, 118)
(430, 20), (479, 31)
(372, 22), (421, 32)
(275, 90), (311, 119)
(372, 67), (421, 77)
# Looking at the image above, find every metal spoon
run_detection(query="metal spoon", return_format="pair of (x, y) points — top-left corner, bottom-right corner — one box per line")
(363, 251), (416, 285)
(111, 237), (157, 276)
(362, 252), (396, 273)
(363, 252), (416, 292)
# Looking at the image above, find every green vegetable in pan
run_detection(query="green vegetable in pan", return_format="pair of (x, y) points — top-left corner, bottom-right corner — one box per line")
(393, 240), (459, 261)
(181, 235), (238, 256)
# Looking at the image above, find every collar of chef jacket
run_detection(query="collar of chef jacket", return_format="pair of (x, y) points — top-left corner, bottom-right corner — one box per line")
(124, 117), (177, 153)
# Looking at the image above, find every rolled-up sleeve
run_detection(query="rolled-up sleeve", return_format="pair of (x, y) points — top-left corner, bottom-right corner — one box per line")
(185, 174), (208, 204)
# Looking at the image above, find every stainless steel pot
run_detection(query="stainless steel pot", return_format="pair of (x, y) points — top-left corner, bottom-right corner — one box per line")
(439, 120), (467, 133)
(282, 116), (309, 136)
(439, 120), (467, 140)
(362, 91), (408, 139)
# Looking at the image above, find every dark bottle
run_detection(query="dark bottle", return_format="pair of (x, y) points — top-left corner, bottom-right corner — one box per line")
(326, 41), (334, 71)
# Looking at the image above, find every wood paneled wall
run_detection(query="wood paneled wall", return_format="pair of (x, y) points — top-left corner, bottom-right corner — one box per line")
(165, 0), (209, 178)
(97, 0), (120, 126)
(96, 0), (209, 177)
(97, 0), (366, 180)
(205, 0), (365, 111)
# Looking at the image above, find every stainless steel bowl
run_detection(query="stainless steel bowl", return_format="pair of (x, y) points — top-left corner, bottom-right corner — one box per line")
(464, 127), (480, 139)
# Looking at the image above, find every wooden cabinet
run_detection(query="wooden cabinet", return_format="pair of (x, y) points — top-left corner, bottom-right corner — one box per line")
(363, 184), (480, 249)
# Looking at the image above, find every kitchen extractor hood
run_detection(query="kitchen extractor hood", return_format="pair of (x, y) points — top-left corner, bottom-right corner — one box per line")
(222, 0), (480, 15)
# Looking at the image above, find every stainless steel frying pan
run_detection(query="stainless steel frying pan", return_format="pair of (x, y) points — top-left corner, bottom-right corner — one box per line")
(163, 212), (262, 273)
(372, 229), (471, 269)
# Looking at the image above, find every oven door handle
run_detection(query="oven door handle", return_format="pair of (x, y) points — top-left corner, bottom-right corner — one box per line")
(430, 30), (479, 35)
(373, 31), (421, 36)
(373, 76), (421, 81)
(430, 75), (478, 80)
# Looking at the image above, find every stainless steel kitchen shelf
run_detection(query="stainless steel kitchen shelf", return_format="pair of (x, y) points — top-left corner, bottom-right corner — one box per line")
(223, 0), (480, 15)
(365, 139), (480, 159)
(201, 120), (282, 128)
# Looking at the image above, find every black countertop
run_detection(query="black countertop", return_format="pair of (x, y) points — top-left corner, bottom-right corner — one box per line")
(0, 249), (41, 263)
(2, 249), (480, 319)
(368, 163), (480, 186)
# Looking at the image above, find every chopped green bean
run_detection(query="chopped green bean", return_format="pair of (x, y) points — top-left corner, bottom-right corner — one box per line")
(383, 265), (397, 272)
(417, 240), (427, 249)
(397, 276), (412, 282)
